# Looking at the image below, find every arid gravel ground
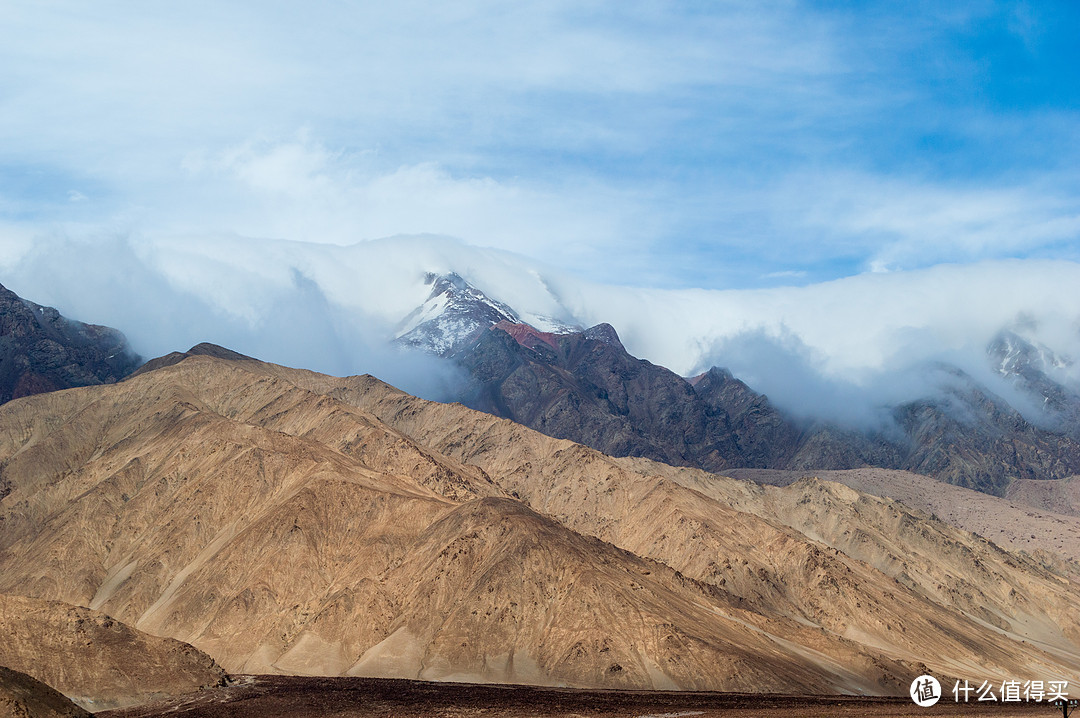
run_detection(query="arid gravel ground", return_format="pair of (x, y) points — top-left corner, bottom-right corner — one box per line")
(101, 676), (1058, 718)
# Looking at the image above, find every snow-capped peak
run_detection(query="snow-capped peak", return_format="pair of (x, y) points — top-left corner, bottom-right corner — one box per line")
(988, 330), (1073, 379)
(395, 272), (582, 357)
(394, 272), (522, 356)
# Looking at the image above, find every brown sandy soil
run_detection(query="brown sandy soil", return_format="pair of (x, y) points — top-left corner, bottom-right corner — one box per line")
(101, 676), (1056, 718)
(0, 665), (91, 718)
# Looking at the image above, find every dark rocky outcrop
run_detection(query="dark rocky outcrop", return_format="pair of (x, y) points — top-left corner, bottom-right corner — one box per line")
(457, 323), (740, 472)
(453, 322), (1080, 495)
(0, 283), (139, 405)
(892, 370), (1080, 494)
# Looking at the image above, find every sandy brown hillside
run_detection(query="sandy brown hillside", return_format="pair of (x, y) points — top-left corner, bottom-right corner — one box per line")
(725, 468), (1080, 568)
(293, 367), (1080, 675)
(1007, 475), (1080, 518)
(0, 595), (224, 711)
(1, 353), (1079, 695)
(0, 666), (90, 718)
(0, 356), (878, 692)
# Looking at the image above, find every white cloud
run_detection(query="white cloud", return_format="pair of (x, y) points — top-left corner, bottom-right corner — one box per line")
(2, 2), (1076, 293)
(570, 259), (1080, 377)
(4, 233), (1080, 428)
(0, 2), (850, 287)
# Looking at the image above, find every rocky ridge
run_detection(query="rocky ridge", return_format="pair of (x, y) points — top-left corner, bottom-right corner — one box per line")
(386, 273), (1080, 496)
(448, 319), (1080, 495)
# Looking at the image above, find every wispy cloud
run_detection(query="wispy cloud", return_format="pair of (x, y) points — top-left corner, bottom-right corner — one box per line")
(168, 135), (647, 262)
(0, 1), (853, 283)
(768, 171), (1080, 273)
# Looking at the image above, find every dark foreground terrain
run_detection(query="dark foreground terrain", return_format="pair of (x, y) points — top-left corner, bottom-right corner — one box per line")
(102, 676), (1055, 718)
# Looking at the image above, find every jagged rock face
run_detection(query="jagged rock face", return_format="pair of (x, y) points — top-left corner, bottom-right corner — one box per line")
(693, 363), (1080, 493)
(455, 324), (891, 474)
(894, 379), (1080, 494)
(988, 330), (1080, 439)
(0, 595), (225, 711)
(0, 283), (140, 405)
(5, 352), (1080, 693)
(689, 367), (804, 467)
(457, 324), (740, 472)
(453, 323), (1080, 495)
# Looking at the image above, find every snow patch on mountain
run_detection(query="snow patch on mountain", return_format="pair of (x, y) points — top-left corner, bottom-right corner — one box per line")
(395, 272), (578, 357)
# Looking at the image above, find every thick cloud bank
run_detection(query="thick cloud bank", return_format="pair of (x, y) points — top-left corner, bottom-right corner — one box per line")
(3, 234), (1079, 423)
(570, 260), (1080, 426)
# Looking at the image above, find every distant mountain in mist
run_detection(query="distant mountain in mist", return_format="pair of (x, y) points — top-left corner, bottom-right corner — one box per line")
(400, 273), (1080, 495)
(0, 282), (140, 405)
(8, 235), (1080, 409)
(5, 267), (1080, 498)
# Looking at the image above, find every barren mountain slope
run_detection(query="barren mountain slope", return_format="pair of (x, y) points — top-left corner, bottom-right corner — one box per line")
(0, 595), (224, 711)
(726, 468), (1080, 566)
(0, 359), (500, 677)
(451, 321), (1080, 495)
(275, 367), (1080, 682)
(1006, 475), (1080, 518)
(623, 461), (1080, 658)
(0, 355), (931, 693)
(0, 666), (90, 718)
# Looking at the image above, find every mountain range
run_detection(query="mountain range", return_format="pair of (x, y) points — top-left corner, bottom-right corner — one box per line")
(400, 272), (1080, 496)
(2, 348), (1079, 698)
(2, 277), (1080, 708)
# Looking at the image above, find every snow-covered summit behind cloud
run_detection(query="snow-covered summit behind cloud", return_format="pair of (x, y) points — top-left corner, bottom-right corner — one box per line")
(5, 233), (1080, 428)
(395, 272), (578, 357)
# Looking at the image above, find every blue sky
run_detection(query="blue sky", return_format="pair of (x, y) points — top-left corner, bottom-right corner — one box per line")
(2, 1), (1079, 290)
